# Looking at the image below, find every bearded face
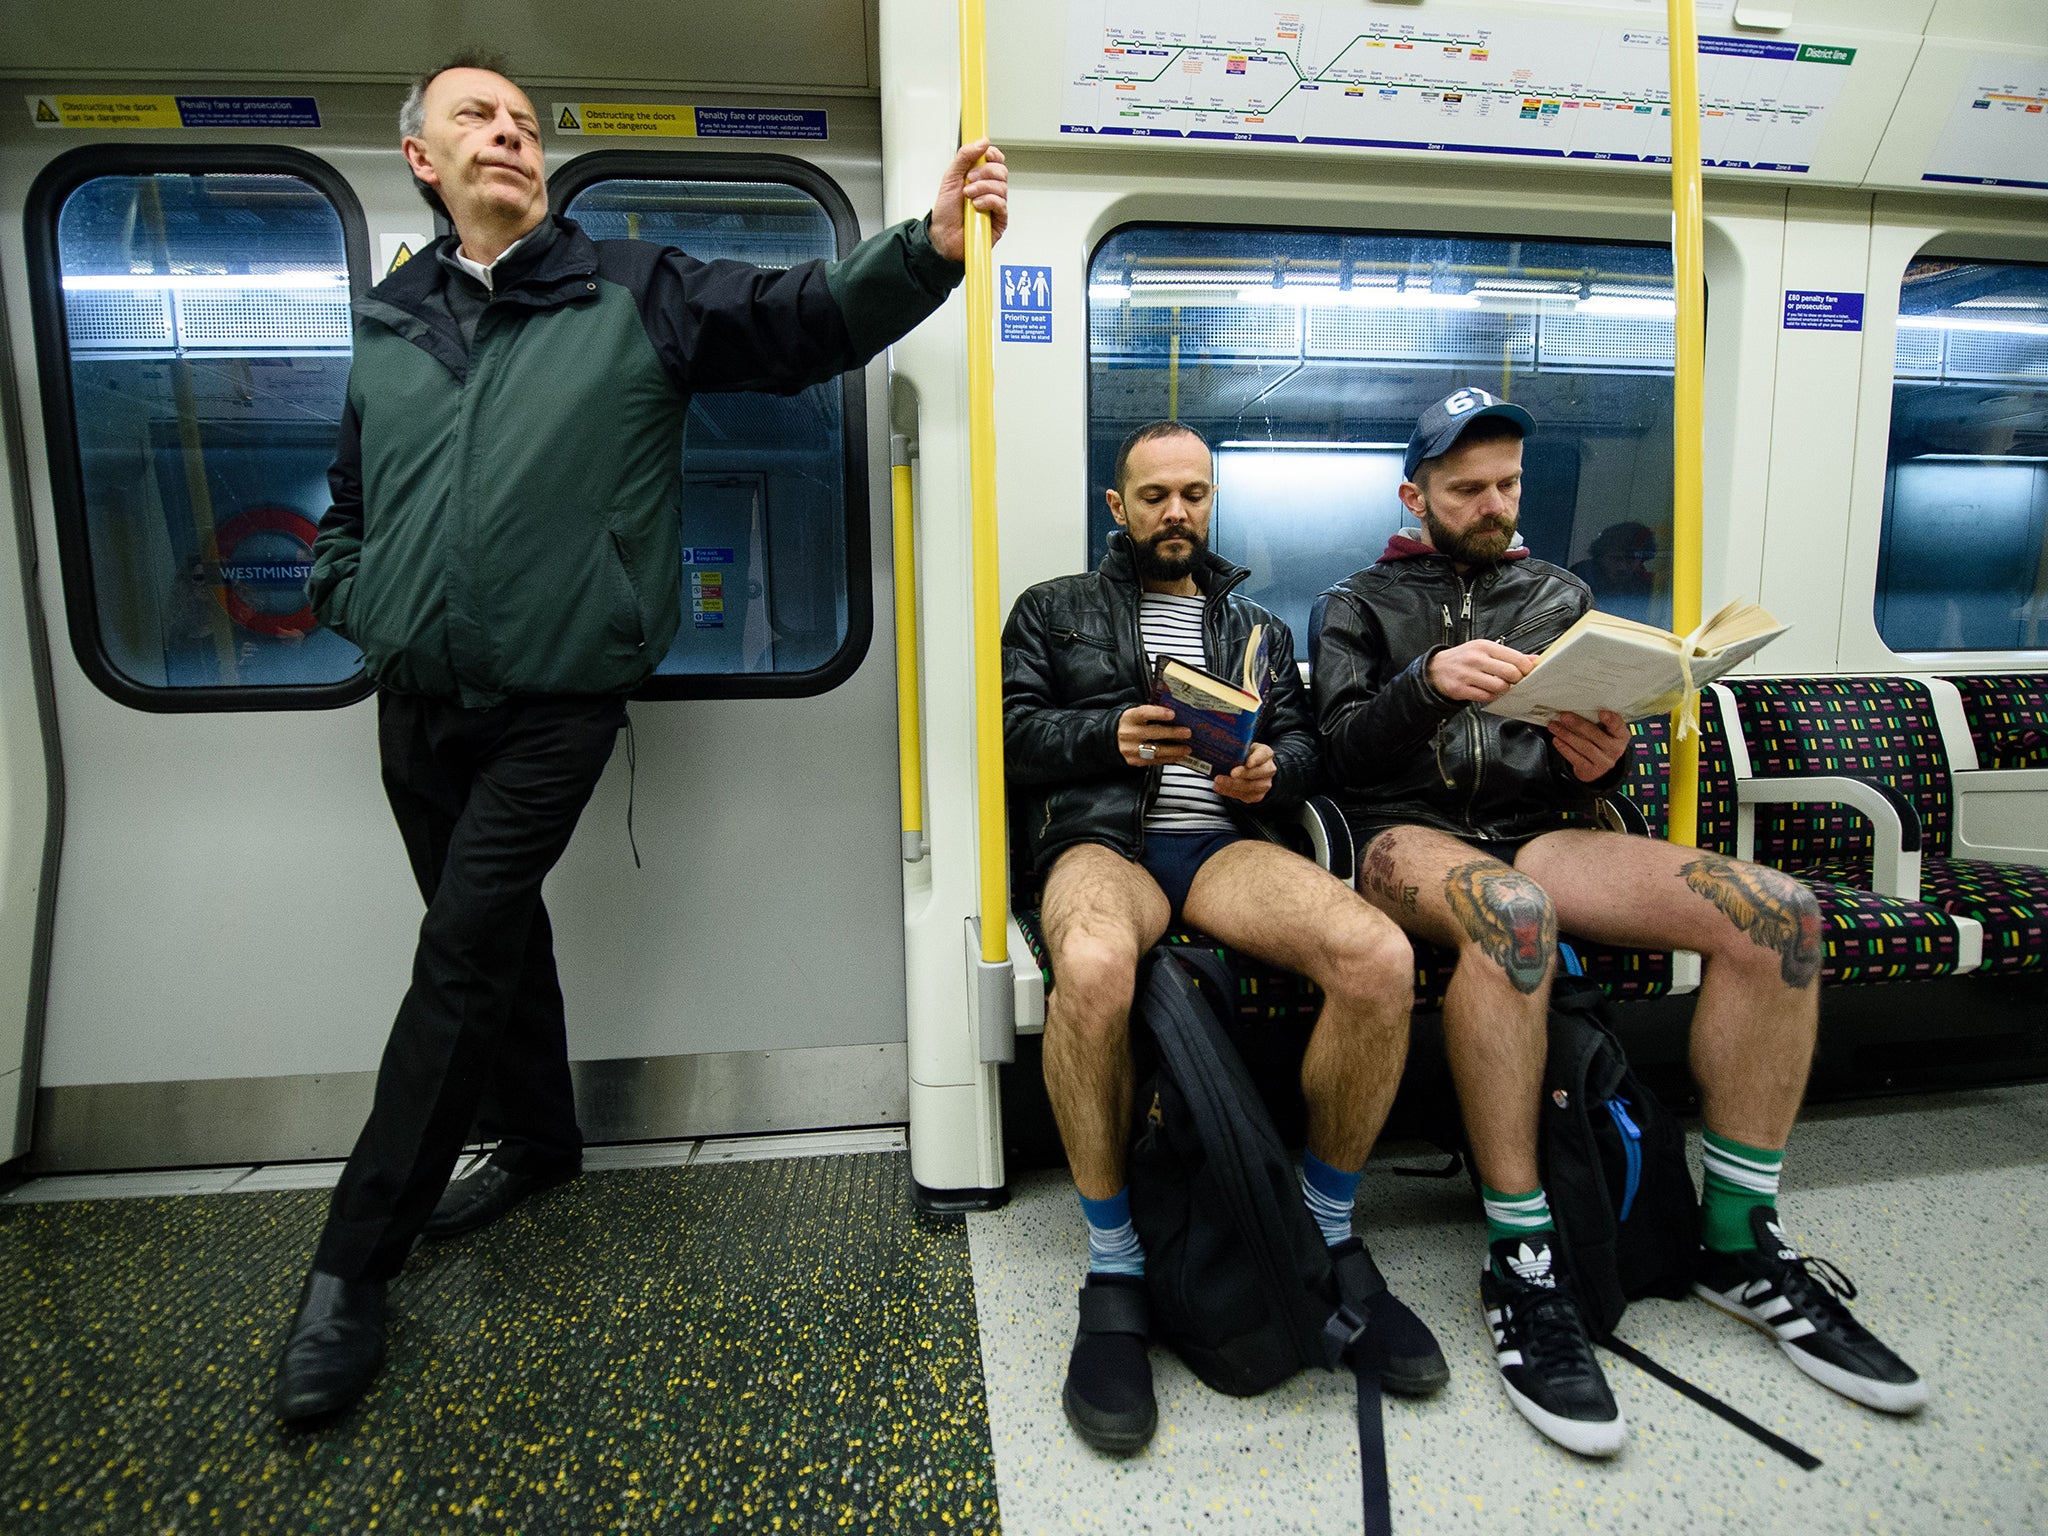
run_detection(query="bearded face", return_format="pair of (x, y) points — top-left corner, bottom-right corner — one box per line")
(1132, 521), (1209, 582)
(1421, 498), (1518, 565)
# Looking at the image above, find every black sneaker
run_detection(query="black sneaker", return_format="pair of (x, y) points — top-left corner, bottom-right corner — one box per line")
(1480, 1235), (1626, 1457)
(1694, 1207), (1928, 1415)
(1329, 1237), (1449, 1397)
(1062, 1274), (1157, 1455)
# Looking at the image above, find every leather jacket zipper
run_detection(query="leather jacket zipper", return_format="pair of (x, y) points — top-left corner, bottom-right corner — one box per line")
(1459, 575), (1485, 829)
(1493, 601), (1574, 650)
(1052, 626), (1116, 650)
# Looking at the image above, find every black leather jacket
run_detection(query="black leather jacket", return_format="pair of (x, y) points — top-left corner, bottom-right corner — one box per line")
(1003, 535), (1319, 872)
(1308, 538), (1632, 842)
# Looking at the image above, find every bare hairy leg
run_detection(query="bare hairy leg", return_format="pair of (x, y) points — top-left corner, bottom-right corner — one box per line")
(1358, 826), (1555, 1193)
(1182, 840), (1412, 1171)
(1515, 829), (1821, 1150)
(1038, 843), (1171, 1200)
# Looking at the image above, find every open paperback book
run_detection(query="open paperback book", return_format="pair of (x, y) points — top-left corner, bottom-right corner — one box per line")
(1150, 624), (1268, 777)
(1481, 598), (1788, 726)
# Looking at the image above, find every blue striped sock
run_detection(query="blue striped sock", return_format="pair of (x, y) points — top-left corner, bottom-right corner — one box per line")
(1078, 1187), (1145, 1276)
(1302, 1149), (1364, 1248)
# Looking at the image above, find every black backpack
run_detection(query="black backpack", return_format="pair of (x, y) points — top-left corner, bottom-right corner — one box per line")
(1539, 972), (1699, 1338)
(1126, 945), (1337, 1395)
(1125, 946), (1394, 1535)
(1537, 957), (1820, 1471)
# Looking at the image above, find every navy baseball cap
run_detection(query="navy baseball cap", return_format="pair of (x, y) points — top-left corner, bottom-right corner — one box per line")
(1403, 388), (1537, 481)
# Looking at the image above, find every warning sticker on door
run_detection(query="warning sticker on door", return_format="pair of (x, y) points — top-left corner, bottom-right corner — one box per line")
(27, 93), (322, 129)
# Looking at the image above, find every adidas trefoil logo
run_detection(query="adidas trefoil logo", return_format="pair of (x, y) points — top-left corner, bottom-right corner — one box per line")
(1765, 1218), (1797, 1262)
(1507, 1241), (1556, 1288)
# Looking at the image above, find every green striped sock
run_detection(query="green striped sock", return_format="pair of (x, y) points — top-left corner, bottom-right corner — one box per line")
(1481, 1184), (1554, 1248)
(1700, 1129), (1785, 1253)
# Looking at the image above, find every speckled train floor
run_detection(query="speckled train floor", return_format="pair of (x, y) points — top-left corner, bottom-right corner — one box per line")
(1, 1149), (997, 1535)
(970, 1083), (2048, 1535)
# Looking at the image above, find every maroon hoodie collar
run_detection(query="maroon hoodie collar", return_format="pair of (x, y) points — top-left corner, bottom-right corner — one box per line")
(1380, 530), (1529, 563)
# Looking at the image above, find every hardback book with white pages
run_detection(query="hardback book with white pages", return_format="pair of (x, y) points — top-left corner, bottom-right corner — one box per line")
(1481, 599), (1789, 726)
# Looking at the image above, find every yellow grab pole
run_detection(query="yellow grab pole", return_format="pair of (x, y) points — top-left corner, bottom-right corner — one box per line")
(960, 0), (1009, 963)
(1665, 0), (1706, 848)
(892, 437), (926, 862)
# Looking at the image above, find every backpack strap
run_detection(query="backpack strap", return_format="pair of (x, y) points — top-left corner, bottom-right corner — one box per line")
(1323, 1309), (1391, 1536)
(1076, 1282), (1150, 1340)
(1600, 1335), (1821, 1471)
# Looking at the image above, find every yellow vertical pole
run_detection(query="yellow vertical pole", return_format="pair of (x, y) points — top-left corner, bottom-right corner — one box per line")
(1665, 0), (1706, 847)
(892, 438), (926, 861)
(960, 0), (1009, 963)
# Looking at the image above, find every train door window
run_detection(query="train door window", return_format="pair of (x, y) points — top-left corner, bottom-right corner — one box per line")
(557, 160), (867, 696)
(1088, 226), (1678, 641)
(27, 150), (370, 708)
(1875, 257), (2048, 653)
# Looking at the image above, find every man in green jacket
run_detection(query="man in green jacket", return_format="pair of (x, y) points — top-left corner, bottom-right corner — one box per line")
(277, 51), (1008, 1424)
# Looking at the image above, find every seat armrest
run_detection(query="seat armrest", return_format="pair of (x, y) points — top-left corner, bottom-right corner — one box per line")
(1595, 791), (1652, 838)
(1736, 775), (1922, 901)
(1295, 795), (1357, 885)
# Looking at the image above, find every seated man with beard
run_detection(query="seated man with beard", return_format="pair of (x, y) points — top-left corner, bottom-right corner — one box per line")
(1307, 390), (1927, 1458)
(1002, 421), (1444, 1455)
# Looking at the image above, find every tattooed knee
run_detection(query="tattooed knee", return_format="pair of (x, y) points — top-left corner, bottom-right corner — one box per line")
(1682, 854), (1824, 990)
(1444, 861), (1555, 994)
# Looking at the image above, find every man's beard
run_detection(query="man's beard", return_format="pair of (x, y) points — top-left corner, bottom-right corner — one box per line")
(1421, 503), (1516, 565)
(1133, 524), (1207, 581)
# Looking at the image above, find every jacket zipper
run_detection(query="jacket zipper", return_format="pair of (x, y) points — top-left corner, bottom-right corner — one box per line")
(1460, 575), (1485, 830)
(1051, 626), (1117, 650)
(1493, 601), (1574, 650)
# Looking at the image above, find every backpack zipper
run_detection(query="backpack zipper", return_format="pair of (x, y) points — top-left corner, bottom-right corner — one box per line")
(1606, 1097), (1644, 1221)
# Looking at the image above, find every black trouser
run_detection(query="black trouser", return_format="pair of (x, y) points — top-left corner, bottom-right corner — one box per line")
(313, 691), (626, 1282)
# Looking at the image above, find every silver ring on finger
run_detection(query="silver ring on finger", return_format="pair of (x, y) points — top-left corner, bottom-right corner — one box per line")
(1138, 743), (1156, 761)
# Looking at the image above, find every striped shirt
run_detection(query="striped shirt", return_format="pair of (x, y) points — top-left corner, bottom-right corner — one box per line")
(1139, 592), (1237, 833)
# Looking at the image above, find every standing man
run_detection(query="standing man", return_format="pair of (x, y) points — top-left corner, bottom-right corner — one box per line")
(1004, 422), (1444, 1456)
(278, 52), (1009, 1424)
(1309, 390), (1926, 1457)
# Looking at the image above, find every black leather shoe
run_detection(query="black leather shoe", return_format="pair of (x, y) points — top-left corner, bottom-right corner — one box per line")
(274, 1270), (387, 1426)
(423, 1152), (578, 1241)
(1062, 1274), (1157, 1455)
(1331, 1236), (1451, 1397)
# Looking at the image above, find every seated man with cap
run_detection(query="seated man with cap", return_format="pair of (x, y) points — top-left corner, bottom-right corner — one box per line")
(1002, 419), (1445, 1455)
(1307, 388), (1928, 1458)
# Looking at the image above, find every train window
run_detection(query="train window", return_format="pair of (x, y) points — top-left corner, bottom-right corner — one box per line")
(27, 149), (372, 709)
(1088, 226), (1678, 641)
(558, 158), (869, 696)
(1875, 257), (2048, 653)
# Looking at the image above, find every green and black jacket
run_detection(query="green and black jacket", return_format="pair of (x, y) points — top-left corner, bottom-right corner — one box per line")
(309, 212), (961, 705)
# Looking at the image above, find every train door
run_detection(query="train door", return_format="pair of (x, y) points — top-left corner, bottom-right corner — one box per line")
(0, 87), (910, 1170)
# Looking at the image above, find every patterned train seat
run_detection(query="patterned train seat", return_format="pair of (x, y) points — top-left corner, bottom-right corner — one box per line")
(1715, 677), (2048, 977)
(1950, 675), (2048, 770)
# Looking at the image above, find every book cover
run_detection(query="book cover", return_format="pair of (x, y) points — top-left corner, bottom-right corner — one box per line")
(1149, 624), (1266, 777)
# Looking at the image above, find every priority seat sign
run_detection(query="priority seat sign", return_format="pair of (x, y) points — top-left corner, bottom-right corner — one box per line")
(1001, 266), (1053, 343)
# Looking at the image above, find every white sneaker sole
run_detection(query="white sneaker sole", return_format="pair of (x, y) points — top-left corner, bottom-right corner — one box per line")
(1498, 1371), (1628, 1457)
(1694, 1284), (1929, 1415)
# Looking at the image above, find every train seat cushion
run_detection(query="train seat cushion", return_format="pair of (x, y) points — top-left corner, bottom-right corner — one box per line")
(1948, 674), (2048, 770)
(1917, 857), (2048, 974)
(1718, 677), (1954, 869)
(1795, 875), (1965, 985)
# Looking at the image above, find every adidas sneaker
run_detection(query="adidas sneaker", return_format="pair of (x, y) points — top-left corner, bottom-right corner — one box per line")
(1694, 1207), (1928, 1415)
(1480, 1235), (1626, 1457)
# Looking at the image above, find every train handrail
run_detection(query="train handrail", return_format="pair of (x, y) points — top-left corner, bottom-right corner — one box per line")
(1666, 0), (1706, 848)
(960, 0), (1009, 966)
(891, 433), (927, 863)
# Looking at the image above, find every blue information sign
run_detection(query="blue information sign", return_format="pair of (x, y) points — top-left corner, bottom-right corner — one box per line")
(1782, 291), (1864, 332)
(691, 107), (827, 140)
(174, 96), (321, 129)
(1001, 265), (1053, 343)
